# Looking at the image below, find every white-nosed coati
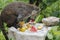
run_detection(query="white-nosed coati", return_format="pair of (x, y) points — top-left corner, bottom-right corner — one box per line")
(0, 2), (39, 40)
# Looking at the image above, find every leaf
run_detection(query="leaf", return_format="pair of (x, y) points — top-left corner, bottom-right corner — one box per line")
(35, 15), (44, 23)
(47, 32), (53, 39)
(55, 35), (60, 40)
(47, 26), (60, 40)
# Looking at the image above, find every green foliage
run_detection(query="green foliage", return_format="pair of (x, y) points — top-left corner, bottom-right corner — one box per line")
(47, 26), (60, 40)
(41, 0), (60, 17)
(35, 15), (44, 23)
(35, 0), (59, 22)
(0, 31), (5, 40)
(43, 0), (58, 6)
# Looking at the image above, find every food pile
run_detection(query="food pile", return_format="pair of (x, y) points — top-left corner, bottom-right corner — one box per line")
(18, 20), (43, 32)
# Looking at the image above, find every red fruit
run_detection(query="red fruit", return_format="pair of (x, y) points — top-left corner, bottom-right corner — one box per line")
(30, 26), (37, 32)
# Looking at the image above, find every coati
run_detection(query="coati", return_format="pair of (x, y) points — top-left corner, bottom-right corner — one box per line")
(0, 2), (39, 40)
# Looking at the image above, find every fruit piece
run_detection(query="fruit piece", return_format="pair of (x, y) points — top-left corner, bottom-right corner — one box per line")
(19, 27), (26, 32)
(37, 26), (42, 30)
(25, 26), (28, 29)
(30, 26), (37, 32)
(19, 21), (25, 27)
(26, 23), (31, 28)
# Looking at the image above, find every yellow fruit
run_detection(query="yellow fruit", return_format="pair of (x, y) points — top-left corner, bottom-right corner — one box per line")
(26, 23), (31, 28)
(19, 27), (26, 32)
(19, 21), (25, 27)
(37, 26), (42, 30)
(25, 27), (28, 29)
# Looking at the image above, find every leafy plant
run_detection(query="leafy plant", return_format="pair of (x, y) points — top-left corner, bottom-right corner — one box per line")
(41, 0), (60, 17)
(47, 26), (60, 40)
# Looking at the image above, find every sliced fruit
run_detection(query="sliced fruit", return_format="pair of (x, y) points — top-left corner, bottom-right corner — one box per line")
(30, 26), (37, 32)
(37, 26), (42, 30)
